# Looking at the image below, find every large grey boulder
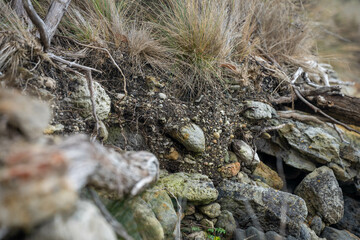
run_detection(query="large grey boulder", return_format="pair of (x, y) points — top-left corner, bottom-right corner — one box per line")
(169, 123), (205, 153)
(295, 166), (344, 225)
(156, 172), (218, 205)
(71, 75), (111, 120)
(29, 201), (116, 240)
(218, 180), (308, 237)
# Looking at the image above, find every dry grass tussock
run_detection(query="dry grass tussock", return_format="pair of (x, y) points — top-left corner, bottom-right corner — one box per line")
(0, 2), (41, 77)
(57, 0), (170, 72)
(146, 0), (314, 97)
(1, 0), (315, 97)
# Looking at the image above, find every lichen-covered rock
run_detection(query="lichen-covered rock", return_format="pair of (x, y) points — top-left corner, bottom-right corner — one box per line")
(328, 162), (357, 182)
(29, 201), (116, 240)
(243, 101), (276, 120)
(232, 140), (260, 171)
(294, 166), (344, 225)
(300, 223), (326, 240)
(321, 227), (360, 240)
(253, 161), (283, 190)
(199, 203), (221, 218)
(215, 210), (236, 240)
(218, 180), (307, 237)
(278, 122), (341, 164)
(71, 75), (111, 120)
(156, 172), (218, 205)
(309, 216), (325, 236)
(142, 189), (178, 239)
(169, 123), (205, 152)
(130, 197), (165, 240)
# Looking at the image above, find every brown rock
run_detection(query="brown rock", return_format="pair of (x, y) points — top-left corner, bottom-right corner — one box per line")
(165, 148), (180, 161)
(253, 162), (283, 190)
(219, 162), (241, 178)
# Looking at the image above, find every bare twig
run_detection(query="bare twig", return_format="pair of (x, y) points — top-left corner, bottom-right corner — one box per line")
(47, 53), (101, 73)
(303, 72), (323, 88)
(89, 188), (134, 240)
(329, 79), (355, 86)
(22, 0), (50, 51)
(330, 123), (350, 144)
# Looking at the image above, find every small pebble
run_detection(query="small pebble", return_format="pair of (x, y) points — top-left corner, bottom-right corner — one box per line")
(159, 93), (167, 99)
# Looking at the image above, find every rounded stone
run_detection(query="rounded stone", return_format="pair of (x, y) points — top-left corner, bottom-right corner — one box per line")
(215, 210), (236, 239)
(199, 203), (221, 218)
(156, 172), (218, 205)
(169, 123), (206, 153)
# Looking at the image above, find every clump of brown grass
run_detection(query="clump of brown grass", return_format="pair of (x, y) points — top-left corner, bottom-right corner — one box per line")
(142, 0), (314, 98)
(58, 0), (169, 72)
(151, 0), (244, 97)
(0, 1), (41, 77)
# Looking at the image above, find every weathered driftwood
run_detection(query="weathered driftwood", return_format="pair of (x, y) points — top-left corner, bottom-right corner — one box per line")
(44, 0), (72, 41)
(19, 0), (71, 51)
(313, 94), (360, 127)
(270, 86), (341, 105)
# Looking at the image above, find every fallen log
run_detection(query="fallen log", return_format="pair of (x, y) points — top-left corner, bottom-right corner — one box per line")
(313, 94), (360, 127)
